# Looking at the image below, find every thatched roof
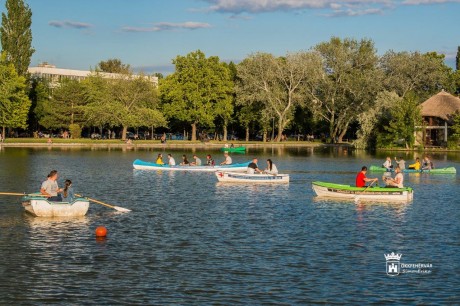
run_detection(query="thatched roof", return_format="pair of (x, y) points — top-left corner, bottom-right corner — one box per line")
(420, 90), (460, 121)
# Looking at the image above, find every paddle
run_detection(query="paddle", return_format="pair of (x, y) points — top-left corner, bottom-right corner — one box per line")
(354, 179), (377, 203)
(75, 194), (131, 212)
(0, 192), (46, 197)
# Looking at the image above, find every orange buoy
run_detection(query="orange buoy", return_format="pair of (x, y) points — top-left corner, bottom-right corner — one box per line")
(95, 226), (107, 237)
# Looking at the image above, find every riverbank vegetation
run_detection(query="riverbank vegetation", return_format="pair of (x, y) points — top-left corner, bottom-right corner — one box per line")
(1, 0), (460, 149)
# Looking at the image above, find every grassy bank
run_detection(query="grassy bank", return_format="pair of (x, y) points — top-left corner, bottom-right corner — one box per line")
(0, 138), (323, 148)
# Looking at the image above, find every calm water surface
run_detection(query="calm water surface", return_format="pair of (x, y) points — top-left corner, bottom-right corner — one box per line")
(0, 147), (459, 304)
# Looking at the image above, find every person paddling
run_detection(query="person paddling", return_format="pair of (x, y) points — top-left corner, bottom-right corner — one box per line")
(408, 157), (421, 170)
(247, 158), (263, 174)
(356, 166), (378, 187)
(394, 156), (406, 170)
(40, 170), (63, 201)
(220, 152), (232, 165)
(383, 156), (393, 171)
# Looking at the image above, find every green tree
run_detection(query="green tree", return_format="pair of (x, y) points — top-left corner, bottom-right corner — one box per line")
(237, 51), (321, 142)
(0, 53), (31, 136)
(304, 37), (382, 143)
(161, 50), (233, 141)
(39, 79), (86, 129)
(381, 93), (421, 149)
(380, 51), (450, 100)
(85, 72), (166, 140)
(28, 77), (50, 133)
(1, 0), (34, 76)
(96, 58), (131, 74)
(456, 46), (460, 71)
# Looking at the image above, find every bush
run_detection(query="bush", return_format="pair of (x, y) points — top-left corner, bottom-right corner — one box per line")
(69, 124), (82, 139)
(447, 137), (459, 150)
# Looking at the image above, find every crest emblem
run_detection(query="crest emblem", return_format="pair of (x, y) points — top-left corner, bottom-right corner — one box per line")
(385, 252), (402, 276)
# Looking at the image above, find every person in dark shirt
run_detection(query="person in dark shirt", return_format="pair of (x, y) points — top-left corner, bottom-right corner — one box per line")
(247, 158), (263, 174)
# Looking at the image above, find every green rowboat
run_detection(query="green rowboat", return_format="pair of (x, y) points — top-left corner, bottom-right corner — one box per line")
(369, 165), (456, 174)
(312, 181), (413, 202)
(220, 146), (246, 152)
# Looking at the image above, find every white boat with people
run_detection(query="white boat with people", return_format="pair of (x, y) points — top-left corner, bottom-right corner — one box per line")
(312, 181), (414, 202)
(133, 159), (250, 172)
(22, 195), (90, 217)
(215, 171), (290, 183)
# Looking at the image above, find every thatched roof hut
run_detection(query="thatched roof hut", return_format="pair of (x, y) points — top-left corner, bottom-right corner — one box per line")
(420, 90), (460, 122)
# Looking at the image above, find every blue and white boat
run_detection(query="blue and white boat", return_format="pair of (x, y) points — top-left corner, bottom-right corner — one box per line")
(133, 159), (250, 172)
(215, 171), (290, 183)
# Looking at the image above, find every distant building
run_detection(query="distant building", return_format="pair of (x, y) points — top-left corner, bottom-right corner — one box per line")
(416, 90), (460, 147)
(28, 63), (158, 87)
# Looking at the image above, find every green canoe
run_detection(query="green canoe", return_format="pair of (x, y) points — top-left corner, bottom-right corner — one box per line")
(369, 165), (456, 174)
(220, 146), (246, 152)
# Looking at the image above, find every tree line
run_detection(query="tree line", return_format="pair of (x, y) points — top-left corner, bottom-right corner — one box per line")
(1, 0), (460, 147)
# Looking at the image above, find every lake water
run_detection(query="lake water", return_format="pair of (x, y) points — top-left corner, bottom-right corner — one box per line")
(0, 146), (459, 304)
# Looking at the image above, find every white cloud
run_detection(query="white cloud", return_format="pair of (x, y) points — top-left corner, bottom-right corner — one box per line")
(122, 22), (211, 32)
(49, 20), (93, 29)
(196, 0), (459, 16)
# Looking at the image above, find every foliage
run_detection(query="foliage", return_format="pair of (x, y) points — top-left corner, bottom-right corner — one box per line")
(38, 79), (86, 129)
(96, 58), (131, 74)
(237, 51), (322, 141)
(0, 53), (30, 130)
(68, 123), (82, 139)
(451, 112), (460, 139)
(84, 72), (166, 140)
(0, 0), (34, 76)
(160, 50), (233, 141)
(28, 77), (50, 131)
(380, 51), (451, 100)
(456, 46), (460, 71)
(380, 93), (421, 149)
(305, 37), (382, 143)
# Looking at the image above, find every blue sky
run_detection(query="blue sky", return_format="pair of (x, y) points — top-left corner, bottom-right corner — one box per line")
(4, 0), (459, 74)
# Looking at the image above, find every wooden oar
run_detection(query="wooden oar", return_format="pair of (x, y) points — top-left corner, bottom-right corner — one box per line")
(75, 194), (131, 212)
(354, 179), (377, 203)
(0, 192), (46, 197)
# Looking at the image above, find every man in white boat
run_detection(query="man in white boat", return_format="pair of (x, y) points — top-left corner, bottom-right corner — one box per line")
(220, 152), (232, 165)
(383, 166), (404, 188)
(247, 158), (263, 174)
(356, 166), (378, 187)
(40, 170), (63, 201)
(190, 155), (202, 166)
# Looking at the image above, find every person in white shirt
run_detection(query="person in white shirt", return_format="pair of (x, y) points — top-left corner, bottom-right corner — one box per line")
(264, 159), (279, 175)
(167, 154), (176, 166)
(40, 170), (63, 201)
(394, 156), (406, 170)
(382, 156), (392, 171)
(220, 152), (232, 165)
(384, 166), (404, 188)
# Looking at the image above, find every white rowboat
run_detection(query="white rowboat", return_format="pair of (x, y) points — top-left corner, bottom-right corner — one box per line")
(215, 171), (290, 183)
(312, 181), (413, 202)
(22, 196), (90, 217)
(133, 159), (250, 172)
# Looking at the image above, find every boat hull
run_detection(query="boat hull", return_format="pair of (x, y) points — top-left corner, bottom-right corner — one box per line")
(220, 147), (246, 152)
(22, 196), (90, 217)
(369, 165), (456, 174)
(312, 181), (413, 202)
(216, 171), (289, 183)
(133, 159), (250, 172)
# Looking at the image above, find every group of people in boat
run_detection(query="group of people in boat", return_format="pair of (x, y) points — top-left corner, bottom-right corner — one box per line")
(246, 158), (278, 175)
(154, 153), (225, 167)
(382, 156), (434, 171)
(40, 170), (75, 202)
(356, 166), (404, 188)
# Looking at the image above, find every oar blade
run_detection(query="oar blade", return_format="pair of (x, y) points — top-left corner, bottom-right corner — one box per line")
(114, 206), (131, 212)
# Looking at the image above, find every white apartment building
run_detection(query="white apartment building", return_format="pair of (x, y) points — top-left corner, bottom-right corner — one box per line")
(28, 63), (158, 87)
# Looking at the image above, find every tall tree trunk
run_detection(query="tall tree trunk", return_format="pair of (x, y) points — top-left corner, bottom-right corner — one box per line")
(276, 120), (283, 142)
(151, 126), (154, 140)
(191, 123), (197, 141)
(263, 130), (267, 142)
(245, 127), (249, 142)
(122, 125), (128, 140)
(2, 126), (5, 140)
(223, 121), (228, 142)
(338, 129), (347, 143)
